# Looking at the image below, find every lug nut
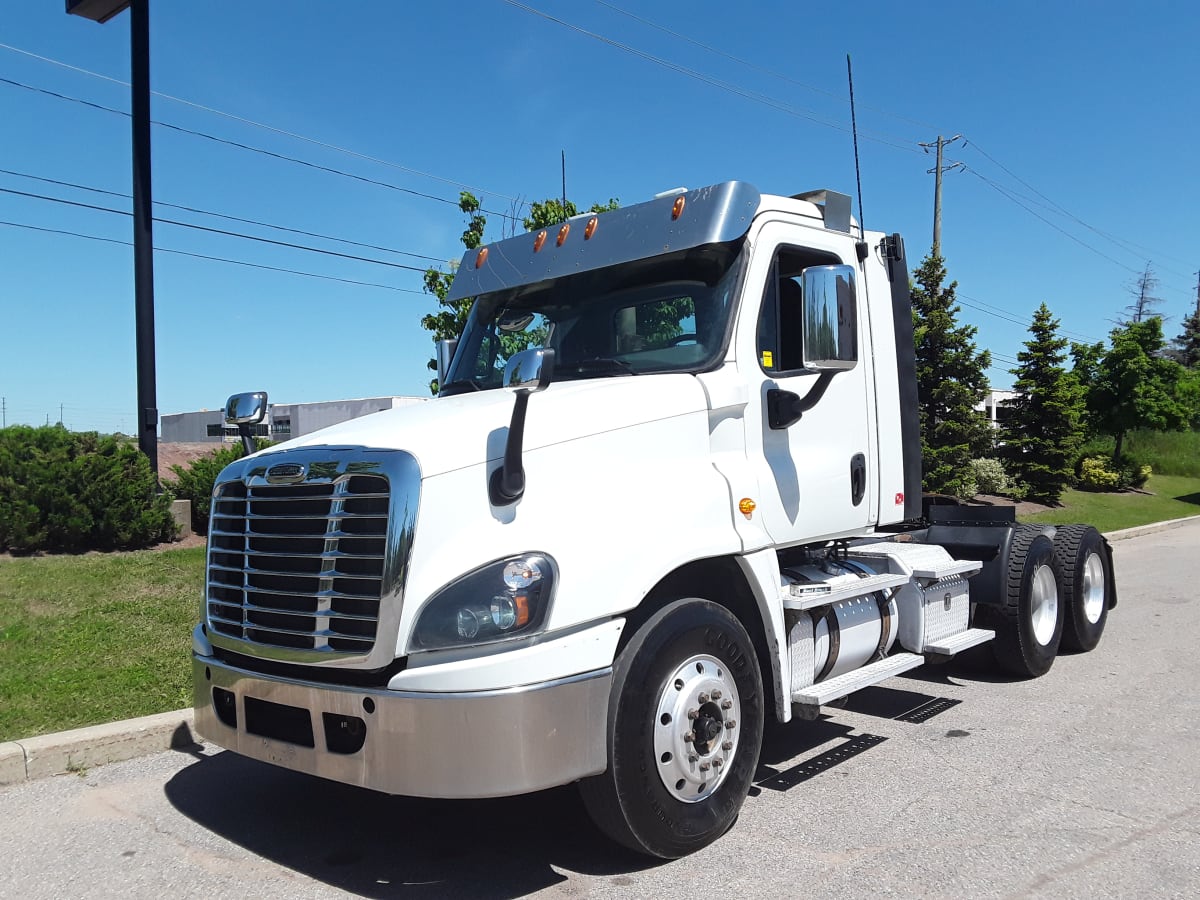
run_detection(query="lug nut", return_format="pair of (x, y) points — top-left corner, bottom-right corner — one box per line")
(726, 719), (737, 730)
(722, 741), (733, 751)
(683, 731), (695, 743)
(711, 690), (722, 700)
(698, 692), (710, 704)
(687, 708), (698, 720)
(688, 753), (698, 763)
(699, 762), (710, 772)
(713, 758), (722, 768)
(721, 699), (733, 710)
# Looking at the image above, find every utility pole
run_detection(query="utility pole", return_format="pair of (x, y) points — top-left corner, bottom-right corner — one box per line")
(59, 403), (64, 425)
(1194, 270), (1199, 321)
(67, 0), (159, 478)
(919, 134), (963, 256)
(1, 397), (5, 429)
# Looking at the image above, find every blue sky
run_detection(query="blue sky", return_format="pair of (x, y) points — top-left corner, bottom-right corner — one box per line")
(2, 1), (1197, 433)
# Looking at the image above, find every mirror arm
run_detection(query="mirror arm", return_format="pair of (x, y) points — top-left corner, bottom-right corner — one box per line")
(237, 424), (257, 457)
(767, 372), (836, 429)
(490, 391), (531, 505)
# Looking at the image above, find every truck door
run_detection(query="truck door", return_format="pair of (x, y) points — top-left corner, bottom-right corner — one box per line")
(740, 220), (877, 545)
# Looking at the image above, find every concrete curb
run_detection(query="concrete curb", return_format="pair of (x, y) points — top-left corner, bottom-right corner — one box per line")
(1103, 514), (1200, 542)
(4, 515), (1198, 789)
(0, 708), (196, 787)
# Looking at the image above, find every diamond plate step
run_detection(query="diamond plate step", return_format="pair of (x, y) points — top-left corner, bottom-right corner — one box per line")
(923, 627), (995, 656)
(791, 652), (925, 708)
(782, 572), (911, 611)
(912, 560), (983, 581)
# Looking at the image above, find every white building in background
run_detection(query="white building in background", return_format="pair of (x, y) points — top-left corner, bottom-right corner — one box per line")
(976, 389), (1017, 426)
(161, 396), (427, 444)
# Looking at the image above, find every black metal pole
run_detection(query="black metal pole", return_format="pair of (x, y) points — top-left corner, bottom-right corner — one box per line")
(130, 0), (158, 476)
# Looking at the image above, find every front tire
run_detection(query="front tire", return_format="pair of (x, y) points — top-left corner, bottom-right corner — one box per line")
(579, 599), (764, 859)
(1053, 525), (1111, 652)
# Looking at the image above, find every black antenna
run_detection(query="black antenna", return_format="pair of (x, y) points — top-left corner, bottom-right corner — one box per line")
(561, 150), (567, 223)
(846, 54), (865, 234)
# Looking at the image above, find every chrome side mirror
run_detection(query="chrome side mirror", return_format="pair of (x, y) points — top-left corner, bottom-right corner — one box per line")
(503, 348), (555, 393)
(225, 391), (268, 456)
(799, 265), (857, 372)
(225, 391), (268, 425)
(436, 339), (458, 387)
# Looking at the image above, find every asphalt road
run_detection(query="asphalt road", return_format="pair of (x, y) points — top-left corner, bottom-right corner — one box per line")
(2, 522), (1198, 899)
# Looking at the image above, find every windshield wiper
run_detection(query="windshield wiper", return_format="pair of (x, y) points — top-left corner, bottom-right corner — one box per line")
(438, 379), (484, 397)
(573, 358), (635, 376)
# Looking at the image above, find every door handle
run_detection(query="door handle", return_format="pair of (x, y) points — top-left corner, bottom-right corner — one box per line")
(850, 453), (866, 506)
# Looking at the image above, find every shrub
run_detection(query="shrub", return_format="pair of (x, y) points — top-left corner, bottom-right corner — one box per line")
(0, 426), (176, 553)
(1078, 456), (1120, 490)
(163, 439), (270, 534)
(969, 458), (1019, 497)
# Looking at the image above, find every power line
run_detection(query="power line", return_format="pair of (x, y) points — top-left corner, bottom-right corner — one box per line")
(0, 220), (427, 294)
(0, 76), (515, 220)
(0, 40), (519, 203)
(591, 0), (946, 136)
(963, 138), (1196, 276)
(500, 0), (923, 155)
(0, 186), (434, 273)
(965, 167), (1143, 277)
(0, 168), (445, 263)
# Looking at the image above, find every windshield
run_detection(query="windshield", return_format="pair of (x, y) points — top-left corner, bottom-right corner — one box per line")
(441, 239), (746, 394)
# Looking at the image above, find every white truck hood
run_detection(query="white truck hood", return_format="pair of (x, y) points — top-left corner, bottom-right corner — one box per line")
(257, 374), (709, 479)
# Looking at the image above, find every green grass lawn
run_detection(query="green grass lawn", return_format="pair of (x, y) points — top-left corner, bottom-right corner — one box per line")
(0, 546), (205, 742)
(1021, 474), (1200, 532)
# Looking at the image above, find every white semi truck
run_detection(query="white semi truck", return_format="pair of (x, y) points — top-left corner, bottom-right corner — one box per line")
(193, 182), (1115, 858)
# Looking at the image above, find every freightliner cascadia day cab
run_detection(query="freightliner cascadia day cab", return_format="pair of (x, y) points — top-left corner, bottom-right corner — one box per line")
(194, 182), (1116, 858)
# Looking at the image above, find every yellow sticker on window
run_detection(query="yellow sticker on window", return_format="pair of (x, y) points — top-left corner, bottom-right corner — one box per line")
(761, 350), (774, 367)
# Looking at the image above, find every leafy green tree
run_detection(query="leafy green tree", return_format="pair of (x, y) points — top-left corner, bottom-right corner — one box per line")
(421, 194), (619, 393)
(910, 252), (993, 498)
(420, 192), (486, 392)
(522, 197), (619, 231)
(1088, 317), (1194, 460)
(1170, 308), (1200, 368)
(999, 303), (1084, 504)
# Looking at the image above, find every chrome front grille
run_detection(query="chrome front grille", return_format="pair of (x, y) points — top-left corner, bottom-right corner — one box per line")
(207, 472), (390, 655)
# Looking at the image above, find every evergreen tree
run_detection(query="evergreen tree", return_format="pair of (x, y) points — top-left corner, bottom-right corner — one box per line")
(910, 252), (993, 497)
(999, 303), (1084, 505)
(1170, 308), (1200, 368)
(1088, 317), (1193, 460)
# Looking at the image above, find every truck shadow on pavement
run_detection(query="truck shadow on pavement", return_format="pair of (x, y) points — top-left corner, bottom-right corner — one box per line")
(164, 751), (655, 898)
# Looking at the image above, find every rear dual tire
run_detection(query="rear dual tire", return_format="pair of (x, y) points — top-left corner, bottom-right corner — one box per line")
(978, 528), (1063, 678)
(1053, 524), (1111, 653)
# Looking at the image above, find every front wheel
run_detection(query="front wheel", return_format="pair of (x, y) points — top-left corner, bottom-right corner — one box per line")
(579, 599), (764, 859)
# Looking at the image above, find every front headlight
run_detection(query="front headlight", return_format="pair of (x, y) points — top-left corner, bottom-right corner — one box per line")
(411, 553), (556, 652)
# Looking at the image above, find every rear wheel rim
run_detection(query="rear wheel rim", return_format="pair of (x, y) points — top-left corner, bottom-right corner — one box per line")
(653, 654), (741, 803)
(1081, 552), (1106, 624)
(1030, 563), (1059, 646)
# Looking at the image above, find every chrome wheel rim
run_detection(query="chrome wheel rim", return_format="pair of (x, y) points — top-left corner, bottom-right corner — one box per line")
(1082, 552), (1106, 624)
(1030, 563), (1059, 646)
(653, 654), (740, 803)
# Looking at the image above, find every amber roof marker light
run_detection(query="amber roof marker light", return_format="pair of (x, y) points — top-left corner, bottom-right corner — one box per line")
(556, 224), (571, 247)
(672, 195), (686, 220)
(533, 230), (547, 252)
(475, 247), (489, 268)
(584, 217), (599, 240)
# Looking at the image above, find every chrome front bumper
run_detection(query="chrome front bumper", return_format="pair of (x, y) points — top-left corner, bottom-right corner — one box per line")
(193, 655), (611, 798)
